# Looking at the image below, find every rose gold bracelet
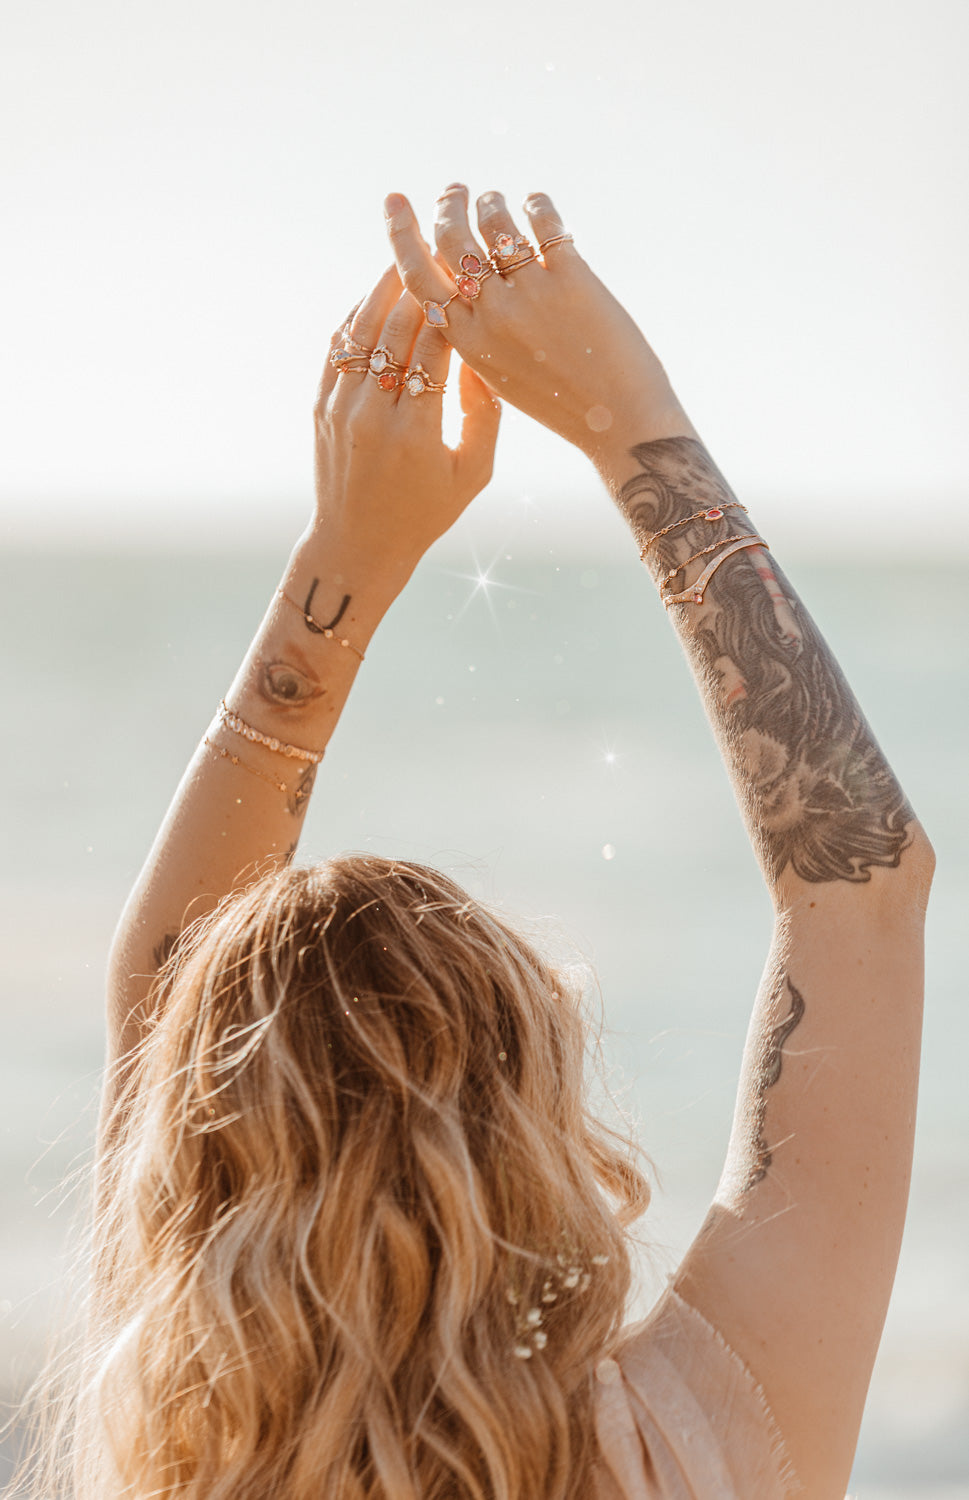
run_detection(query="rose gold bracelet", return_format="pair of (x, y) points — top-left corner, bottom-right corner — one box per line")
(663, 536), (768, 607)
(204, 737), (316, 805)
(640, 501), (748, 557)
(659, 534), (762, 596)
(218, 701), (325, 763)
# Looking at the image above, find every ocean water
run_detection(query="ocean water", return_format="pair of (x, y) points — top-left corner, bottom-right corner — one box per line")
(1, 544), (967, 1496)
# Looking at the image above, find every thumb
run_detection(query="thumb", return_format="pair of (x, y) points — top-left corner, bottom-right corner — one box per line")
(454, 362), (501, 493)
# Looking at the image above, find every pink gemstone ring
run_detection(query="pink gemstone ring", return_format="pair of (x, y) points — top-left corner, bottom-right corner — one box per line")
(489, 232), (536, 274)
(454, 252), (494, 301)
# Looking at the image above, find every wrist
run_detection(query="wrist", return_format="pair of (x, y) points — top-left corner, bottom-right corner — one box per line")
(589, 404), (700, 492)
(294, 521), (416, 623)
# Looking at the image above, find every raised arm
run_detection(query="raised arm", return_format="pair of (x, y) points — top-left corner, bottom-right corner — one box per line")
(387, 186), (933, 1497)
(104, 266), (499, 1118)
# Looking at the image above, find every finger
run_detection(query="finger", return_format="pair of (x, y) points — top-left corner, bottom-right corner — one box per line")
(369, 289), (451, 400)
(433, 183), (489, 278)
(315, 313), (362, 411)
(384, 192), (464, 334)
(453, 362), (501, 492)
(522, 191), (577, 261)
(475, 189), (534, 267)
(346, 265), (402, 356)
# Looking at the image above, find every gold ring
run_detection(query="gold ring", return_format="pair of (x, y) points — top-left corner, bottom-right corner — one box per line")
(330, 348), (369, 373)
(368, 345), (407, 390)
(489, 232), (535, 274)
(423, 293), (460, 329)
(403, 364), (447, 397)
(497, 252), (539, 274)
(453, 251), (495, 302)
(538, 232), (574, 255)
(342, 328), (372, 356)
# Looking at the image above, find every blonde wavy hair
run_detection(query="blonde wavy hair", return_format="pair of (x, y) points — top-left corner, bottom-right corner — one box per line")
(26, 855), (650, 1499)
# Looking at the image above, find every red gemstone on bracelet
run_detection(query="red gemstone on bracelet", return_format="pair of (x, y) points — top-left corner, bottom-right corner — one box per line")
(705, 508), (724, 520)
(378, 371), (399, 390)
(457, 275), (480, 299)
(693, 590), (704, 604)
(460, 252), (483, 274)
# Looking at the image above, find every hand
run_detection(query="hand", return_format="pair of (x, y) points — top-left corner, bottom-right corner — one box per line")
(313, 265), (501, 585)
(384, 186), (696, 469)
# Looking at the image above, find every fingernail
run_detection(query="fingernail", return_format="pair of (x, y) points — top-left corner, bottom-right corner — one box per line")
(443, 181), (467, 193)
(384, 193), (405, 215)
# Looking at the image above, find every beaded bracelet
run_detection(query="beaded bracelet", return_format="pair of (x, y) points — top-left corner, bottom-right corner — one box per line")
(218, 701), (325, 763)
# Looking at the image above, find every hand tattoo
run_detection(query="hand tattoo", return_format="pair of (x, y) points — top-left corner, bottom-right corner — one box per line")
(619, 438), (914, 885)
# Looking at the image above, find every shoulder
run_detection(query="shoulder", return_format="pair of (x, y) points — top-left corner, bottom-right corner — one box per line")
(590, 1288), (803, 1500)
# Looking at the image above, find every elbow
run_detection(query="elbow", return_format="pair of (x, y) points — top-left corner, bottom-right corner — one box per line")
(903, 821), (936, 914)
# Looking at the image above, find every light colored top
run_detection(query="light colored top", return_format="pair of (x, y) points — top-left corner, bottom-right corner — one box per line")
(591, 1288), (803, 1499)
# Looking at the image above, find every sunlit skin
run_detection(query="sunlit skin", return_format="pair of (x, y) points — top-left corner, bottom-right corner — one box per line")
(86, 182), (933, 1500)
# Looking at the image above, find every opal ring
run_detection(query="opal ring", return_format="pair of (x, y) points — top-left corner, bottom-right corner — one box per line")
(329, 347), (369, 373)
(489, 232), (537, 273)
(368, 345), (407, 390)
(403, 364), (447, 397)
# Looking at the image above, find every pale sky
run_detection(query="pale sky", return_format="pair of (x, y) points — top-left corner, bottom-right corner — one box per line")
(2, 0), (967, 552)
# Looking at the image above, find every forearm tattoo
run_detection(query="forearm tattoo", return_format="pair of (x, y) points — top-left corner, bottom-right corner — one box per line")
(288, 762), (317, 817)
(260, 660), (325, 707)
(747, 976), (806, 1188)
(619, 438), (913, 885)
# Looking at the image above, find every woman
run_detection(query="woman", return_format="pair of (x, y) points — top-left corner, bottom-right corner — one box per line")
(39, 187), (932, 1498)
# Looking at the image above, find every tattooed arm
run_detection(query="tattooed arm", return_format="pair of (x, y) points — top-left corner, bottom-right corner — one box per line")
(389, 187), (933, 1499)
(608, 437), (932, 1494)
(104, 265), (499, 1112)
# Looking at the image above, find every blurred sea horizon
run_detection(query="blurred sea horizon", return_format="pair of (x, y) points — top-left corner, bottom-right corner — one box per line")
(2, 540), (967, 1496)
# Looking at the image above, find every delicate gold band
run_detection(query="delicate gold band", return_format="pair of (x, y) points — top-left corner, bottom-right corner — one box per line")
(663, 536), (768, 607)
(204, 737), (316, 804)
(538, 232), (574, 254)
(496, 251), (539, 274)
(342, 328), (372, 356)
(277, 588), (366, 659)
(219, 701), (325, 763)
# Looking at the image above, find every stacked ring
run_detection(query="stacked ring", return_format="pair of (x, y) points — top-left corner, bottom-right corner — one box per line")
(490, 232), (537, 273)
(538, 232), (574, 255)
(342, 328), (372, 356)
(330, 347), (369, 373)
(369, 345), (407, 391)
(454, 252), (494, 301)
(403, 364), (446, 398)
(423, 250), (497, 329)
